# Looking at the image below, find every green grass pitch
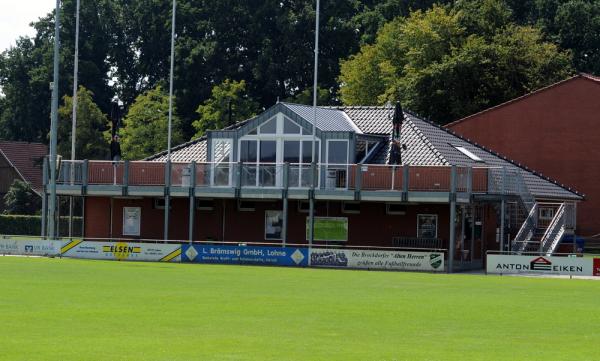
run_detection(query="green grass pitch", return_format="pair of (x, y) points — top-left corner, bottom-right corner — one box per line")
(0, 256), (599, 361)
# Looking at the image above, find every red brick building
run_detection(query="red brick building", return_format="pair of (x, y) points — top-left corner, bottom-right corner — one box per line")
(447, 74), (599, 239)
(46, 103), (582, 271)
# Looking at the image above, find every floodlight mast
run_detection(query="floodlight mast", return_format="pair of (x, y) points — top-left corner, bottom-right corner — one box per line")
(48, 0), (61, 239)
(308, 0), (320, 250)
(164, 0), (176, 241)
(68, 0), (81, 239)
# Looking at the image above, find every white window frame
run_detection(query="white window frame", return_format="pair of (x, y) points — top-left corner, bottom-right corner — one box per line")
(417, 214), (438, 239)
(211, 138), (234, 187)
(326, 139), (350, 189)
(238, 113), (321, 188)
(453, 145), (483, 162)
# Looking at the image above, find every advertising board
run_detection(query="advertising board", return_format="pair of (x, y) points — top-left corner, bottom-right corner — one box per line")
(0, 239), (62, 256)
(487, 254), (599, 276)
(61, 240), (181, 262)
(310, 248), (444, 272)
(181, 244), (308, 267)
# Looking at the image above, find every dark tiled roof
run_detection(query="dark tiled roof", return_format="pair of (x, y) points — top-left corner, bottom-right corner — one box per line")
(0, 140), (47, 192)
(144, 102), (582, 200)
(148, 137), (207, 163)
(335, 106), (394, 135)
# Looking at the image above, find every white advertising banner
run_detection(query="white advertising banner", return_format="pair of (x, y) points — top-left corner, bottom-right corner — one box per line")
(61, 240), (181, 262)
(0, 239), (62, 256)
(310, 248), (444, 272)
(487, 254), (600, 276)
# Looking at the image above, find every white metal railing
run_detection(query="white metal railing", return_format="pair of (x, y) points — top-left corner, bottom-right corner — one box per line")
(539, 203), (576, 256)
(511, 202), (538, 253)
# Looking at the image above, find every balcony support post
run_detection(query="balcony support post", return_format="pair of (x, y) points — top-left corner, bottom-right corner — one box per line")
(282, 162), (289, 247)
(41, 157), (49, 238)
(402, 164), (409, 202)
(500, 167), (506, 252)
(308, 162), (316, 257)
(448, 165), (457, 273)
(188, 161), (196, 244)
(163, 160), (172, 241)
(354, 164), (362, 201)
(122, 160), (129, 196)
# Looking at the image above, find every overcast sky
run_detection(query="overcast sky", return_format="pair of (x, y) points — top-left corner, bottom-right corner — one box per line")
(0, 0), (54, 52)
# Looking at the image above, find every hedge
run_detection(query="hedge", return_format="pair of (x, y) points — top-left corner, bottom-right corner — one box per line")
(0, 215), (82, 236)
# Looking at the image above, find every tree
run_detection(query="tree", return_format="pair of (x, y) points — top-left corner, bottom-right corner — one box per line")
(338, 3), (573, 123)
(119, 86), (183, 160)
(192, 79), (259, 138)
(3, 180), (41, 215)
(57, 86), (111, 159)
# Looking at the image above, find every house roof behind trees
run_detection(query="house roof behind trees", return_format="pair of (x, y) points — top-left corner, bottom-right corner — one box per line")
(0, 140), (47, 192)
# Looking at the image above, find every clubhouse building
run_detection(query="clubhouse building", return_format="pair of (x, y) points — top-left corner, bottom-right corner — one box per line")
(45, 102), (583, 271)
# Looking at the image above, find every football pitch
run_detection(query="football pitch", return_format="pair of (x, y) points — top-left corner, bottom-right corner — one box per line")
(0, 257), (598, 361)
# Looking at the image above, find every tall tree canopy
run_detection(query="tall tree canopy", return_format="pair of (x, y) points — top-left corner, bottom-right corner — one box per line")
(57, 86), (111, 159)
(339, 2), (573, 123)
(192, 79), (259, 138)
(0, 0), (598, 150)
(119, 86), (183, 160)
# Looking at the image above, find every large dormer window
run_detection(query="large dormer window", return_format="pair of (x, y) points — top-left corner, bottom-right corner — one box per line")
(238, 114), (320, 188)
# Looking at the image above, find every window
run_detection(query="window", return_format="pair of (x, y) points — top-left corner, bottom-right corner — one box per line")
(240, 140), (257, 162)
(265, 210), (283, 240)
(327, 140), (348, 164)
(153, 198), (171, 210)
(386, 203), (407, 215)
(283, 141), (300, 163)
(283, 118), (301, 134)
(211, 139), (233, 186)
(238, 200), (255, 211)
(342, 201), (360, 214)
(196, 199), (215, 210)
(539, 207), (556, 220)
(123, 207), (141, 236)
(417, 214), (438, 238)
(453, 145), (483, 162)
(260, 117), (277, 134)
(297, 200), (310, 213)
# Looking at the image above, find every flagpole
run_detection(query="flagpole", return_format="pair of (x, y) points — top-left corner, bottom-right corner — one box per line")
(68, 0), (80, 239)
(164, 0), (176, 241)
(48, 0), (61, 239)
(308, 0), (320, 250)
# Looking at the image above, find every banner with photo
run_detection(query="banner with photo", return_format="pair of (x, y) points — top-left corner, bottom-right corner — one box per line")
(0, 239), (62, 256)
(60, 240), (181, 262)
(487, 254), (600, 276)
(181, 244), (308, 267)
(306, 217), (348, 242)
(310, 248), (444, 272)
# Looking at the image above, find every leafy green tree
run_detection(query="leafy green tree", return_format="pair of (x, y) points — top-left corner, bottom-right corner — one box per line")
(284, 87), (333, 106)
(57, 86), (111, 159)
(120, 86), (183, 160)
(339, 4), (573, 123)
(3, 180), (41, 215)
(192, 79), (259, 138)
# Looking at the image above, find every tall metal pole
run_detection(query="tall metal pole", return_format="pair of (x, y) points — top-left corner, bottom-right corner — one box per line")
(48, 0), (61, 239)
(69, 0), (81, 239)
(308, 0), (320, 249)
(164, 0), (176, 241)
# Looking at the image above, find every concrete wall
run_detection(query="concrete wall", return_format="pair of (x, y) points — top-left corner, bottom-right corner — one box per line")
(448, 77), (600, 237)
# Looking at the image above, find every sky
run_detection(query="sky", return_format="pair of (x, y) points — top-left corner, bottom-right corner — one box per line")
(0, 0), (54, 52)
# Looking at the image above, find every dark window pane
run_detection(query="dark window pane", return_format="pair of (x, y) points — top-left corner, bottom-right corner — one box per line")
(240, 140), (257, 162)
(328, 141), (348, 164)
(260, 117), (277, 134)
(283, 141), (300, 163)
(302, 140), (319, 163)
(260, 141), (277, 162)
(283, 118), (300, 134)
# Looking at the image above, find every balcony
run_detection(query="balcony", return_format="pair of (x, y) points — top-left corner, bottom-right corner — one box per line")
(49, 160), (504, 203)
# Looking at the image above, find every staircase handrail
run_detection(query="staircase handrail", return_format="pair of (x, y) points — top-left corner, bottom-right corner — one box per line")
(540, 203), (566, 255)
(511, 202), (538, 253)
